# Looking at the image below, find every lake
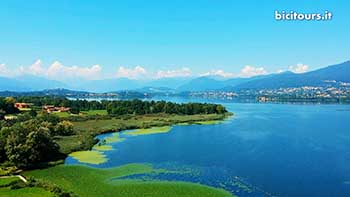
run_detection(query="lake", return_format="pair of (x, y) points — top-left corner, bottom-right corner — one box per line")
(66, 98), (350, 197)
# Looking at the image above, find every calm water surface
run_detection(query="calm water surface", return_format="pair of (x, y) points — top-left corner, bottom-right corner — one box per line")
(66, 98), (350, 197)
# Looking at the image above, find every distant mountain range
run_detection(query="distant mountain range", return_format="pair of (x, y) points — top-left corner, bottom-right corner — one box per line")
(178, 61), (350, 91)
(0, 61), (349, 93)
(0, 75), (65, 92)
(231, 61), (350, 90)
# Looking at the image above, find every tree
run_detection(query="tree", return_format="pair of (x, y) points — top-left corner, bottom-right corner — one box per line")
(216, 105), (226, 114)
(29, 109), (37, 117)
(37, 113), (60, 125)
(0, 127), (7, 162)
(70, 106), (80, 114)
(0, 109), (5, 120)
(4, 97), (16, 104)
(16, 113), (32, 122)
(4, 120), (60, 167)
(0, 98), (19, 114)
(54, 121), (74, 136)
(25, 127), (60, 163)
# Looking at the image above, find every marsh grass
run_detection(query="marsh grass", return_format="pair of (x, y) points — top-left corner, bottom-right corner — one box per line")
(125, 126), (172, 136)
(55, 113), (231, 155)
(194, 120), (224, 125)
(25, 164), (235, 197)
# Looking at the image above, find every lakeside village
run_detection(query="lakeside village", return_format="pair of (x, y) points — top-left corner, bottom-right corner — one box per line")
(189, 83), (350, 103)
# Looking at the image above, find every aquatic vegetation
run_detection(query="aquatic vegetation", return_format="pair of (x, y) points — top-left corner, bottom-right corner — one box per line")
(176, 122), (191, 126)
(69, 151), (107, 165)
(25, 164), (235, 197)
(194, 120), (224, 125)
(125, 126), (172, 136)
(93, 145), (113, 151)
(104, 132), (125, 144)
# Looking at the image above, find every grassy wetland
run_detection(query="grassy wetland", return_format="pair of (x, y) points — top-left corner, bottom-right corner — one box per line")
(57, 112), (232, 154)
(24, 164), (235, 197)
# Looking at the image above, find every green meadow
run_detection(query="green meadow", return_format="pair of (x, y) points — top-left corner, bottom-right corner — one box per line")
(0, 187), (53, 197)
(0, 177), (19, 186)
(0, 176), (53, 197)
(81, 110), (109, 116)
(24, 164), (235, 197)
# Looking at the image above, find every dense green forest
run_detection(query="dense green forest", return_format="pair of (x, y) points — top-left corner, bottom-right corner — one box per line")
(0, 113), (73, 167)
(14, 96), (227, 115)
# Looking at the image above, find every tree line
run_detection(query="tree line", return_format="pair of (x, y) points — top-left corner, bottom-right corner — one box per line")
(105, 100), (227, 115)
(12, 96), (228, 115)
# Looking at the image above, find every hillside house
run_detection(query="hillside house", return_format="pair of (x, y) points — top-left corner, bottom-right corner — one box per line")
(43, 105), (71, 113)
(15, 103), (33, 109)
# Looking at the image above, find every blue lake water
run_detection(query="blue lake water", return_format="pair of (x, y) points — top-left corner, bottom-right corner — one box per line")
(66, 99), (350, 197)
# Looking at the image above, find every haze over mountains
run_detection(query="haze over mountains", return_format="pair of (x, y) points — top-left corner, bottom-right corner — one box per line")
(0, 61), (349, 93)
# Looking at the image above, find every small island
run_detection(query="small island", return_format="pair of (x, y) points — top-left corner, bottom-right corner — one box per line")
(0, 96), (233, 197)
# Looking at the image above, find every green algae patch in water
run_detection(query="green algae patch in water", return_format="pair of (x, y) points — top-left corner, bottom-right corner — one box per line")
(176, 122), (191, 126)
(125, 126), (172, 136)
(194, 120), (224, 125)
(93, 145), (113, 151)
(69, 151), (107, 165)
(104, 132), (125, 144)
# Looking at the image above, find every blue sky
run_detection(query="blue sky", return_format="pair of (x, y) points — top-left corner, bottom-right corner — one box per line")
(0, 0), (349, 80)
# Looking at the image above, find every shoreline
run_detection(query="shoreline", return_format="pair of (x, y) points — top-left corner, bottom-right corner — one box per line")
(57, 112), (233, 156)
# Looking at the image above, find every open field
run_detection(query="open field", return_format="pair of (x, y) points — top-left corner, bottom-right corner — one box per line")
(18, 107), (32, 111)
(0, 187), (53, 197)
(0, 176), (53, 197)
(52, 111), (73, 118)
(80, 109), (108, 116)
(0, 177), (19, 186)
(24, 164), (234, 197)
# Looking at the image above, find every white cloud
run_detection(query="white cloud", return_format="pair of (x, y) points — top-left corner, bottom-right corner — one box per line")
(276, 69), (285, 74)
(11, 59), (103, 80)
(0, 64), (12, 76)
(28, 59), (45, 75)
(155, 67), (191, 78)
(289, 63), (309, 73)
(200, 69), (235, 78)
(239, 65), (268, 77)
(116, 66), (147, 79)
(46, 61), (102, 80)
